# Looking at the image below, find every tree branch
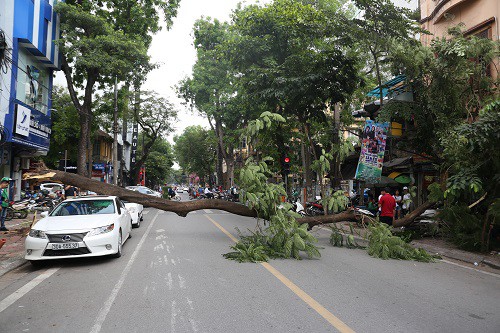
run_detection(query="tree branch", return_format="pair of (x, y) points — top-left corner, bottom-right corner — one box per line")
(61, 55), (82, 112)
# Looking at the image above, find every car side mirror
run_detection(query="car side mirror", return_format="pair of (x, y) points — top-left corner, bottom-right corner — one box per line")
(40, 211), (49, 218)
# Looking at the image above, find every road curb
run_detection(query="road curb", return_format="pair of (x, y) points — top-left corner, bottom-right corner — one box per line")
(0, 255), (27, 278)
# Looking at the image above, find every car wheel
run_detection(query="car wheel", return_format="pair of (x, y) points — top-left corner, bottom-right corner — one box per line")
(29, 260), (46, 268)
(129, 221), (133, 238)
(140, 212), (144, 222)
(5, 208), (14, 221)
(19, 210), (29, 219)
(133, 217), (140, 228)
(111, 231), (122, 258)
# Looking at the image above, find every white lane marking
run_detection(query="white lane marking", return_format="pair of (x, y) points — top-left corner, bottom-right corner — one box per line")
(142, 211), (150, 215)
(0, 267), (60, 313)
(156, 228), (165, 233)
(178, 274), (186, 289)
(440, 259), (500, 278)
(89, 210), (159, 333)
(203, 209), (213, 214)
(171, 300), (178, 333)
(166, 272), (173, 290)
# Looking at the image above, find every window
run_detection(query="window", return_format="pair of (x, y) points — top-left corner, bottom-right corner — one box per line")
(51, 200), (116, 216)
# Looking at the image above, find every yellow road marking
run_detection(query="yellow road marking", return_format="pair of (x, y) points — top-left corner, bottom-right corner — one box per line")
(204, 214), (356, 333)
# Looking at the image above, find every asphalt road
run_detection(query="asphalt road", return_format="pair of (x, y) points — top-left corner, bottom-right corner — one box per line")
(0, 194), (499, 333)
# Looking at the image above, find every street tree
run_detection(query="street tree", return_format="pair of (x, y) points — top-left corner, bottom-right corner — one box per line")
(227, 0), (360, 186)
(130, 91), (178, 183)
(351, 0), (420, 107)
(173, 126), (217, 185)
(178, 18), (254, 188)
(56, 1), (149, 176)
(142, 138), (175, 188)
(42, 86), (80, 169)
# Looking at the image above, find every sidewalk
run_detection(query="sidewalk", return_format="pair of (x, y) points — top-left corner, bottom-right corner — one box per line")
(0, 213), (38, 277)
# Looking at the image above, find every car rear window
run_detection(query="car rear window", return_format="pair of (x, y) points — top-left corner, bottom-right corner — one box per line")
(50, 200), (116, 216)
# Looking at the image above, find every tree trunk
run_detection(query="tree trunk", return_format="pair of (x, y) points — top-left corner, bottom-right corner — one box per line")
(331, 103), (341, 189)
(77, 111), (89, 177)
(87, 112), (93, 179)
(24, 169), (436, 229)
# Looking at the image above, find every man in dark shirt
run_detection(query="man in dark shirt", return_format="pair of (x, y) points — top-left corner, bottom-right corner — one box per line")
(378, 187), (396, 226)
(64, 185), (78, 199)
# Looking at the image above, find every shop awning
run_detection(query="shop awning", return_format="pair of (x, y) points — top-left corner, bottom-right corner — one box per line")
(367, 75), (407, 98)
(388, 172), (411, 184)
(384, 156), (412, 168)
(365, 176), (400, 187)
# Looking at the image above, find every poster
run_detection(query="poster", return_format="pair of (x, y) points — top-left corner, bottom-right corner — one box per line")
(355, 120), (389, 182)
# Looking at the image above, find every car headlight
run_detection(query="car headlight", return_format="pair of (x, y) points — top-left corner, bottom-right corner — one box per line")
(87, 224), (115, 237)
(29, 229), (47, 239)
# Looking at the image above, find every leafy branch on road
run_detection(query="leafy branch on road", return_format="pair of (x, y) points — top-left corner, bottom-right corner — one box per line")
(224, 155), (321, 262)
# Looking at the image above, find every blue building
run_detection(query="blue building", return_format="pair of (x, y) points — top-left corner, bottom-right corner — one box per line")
(0, 0), (61, 199)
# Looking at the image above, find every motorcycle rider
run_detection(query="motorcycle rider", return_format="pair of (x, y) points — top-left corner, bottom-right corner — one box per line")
(0, 177), (12, 231)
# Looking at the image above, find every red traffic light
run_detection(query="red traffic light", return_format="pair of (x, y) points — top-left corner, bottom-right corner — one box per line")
(284, 157), (290, 163)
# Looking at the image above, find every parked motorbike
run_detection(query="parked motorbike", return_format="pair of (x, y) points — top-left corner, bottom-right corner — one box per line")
(305, 200), (325, 216)
(5, 201), (29, 220)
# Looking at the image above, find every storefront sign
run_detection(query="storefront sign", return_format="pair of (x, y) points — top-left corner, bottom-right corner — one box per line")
(11, 103), (51, 150)
(130, 123), (138, 166)
(355, 120), (389, 182)
(15, 104), (31, 136)
(93, 162), (106, 171)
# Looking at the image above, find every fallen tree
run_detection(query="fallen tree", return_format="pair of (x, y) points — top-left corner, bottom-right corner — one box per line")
(23, 168), (435, 228)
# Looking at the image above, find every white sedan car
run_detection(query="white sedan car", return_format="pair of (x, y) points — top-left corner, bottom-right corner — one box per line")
(125, 186), (162, 198)
(124, 201), (143, 228)
(25, 196), (132, 266)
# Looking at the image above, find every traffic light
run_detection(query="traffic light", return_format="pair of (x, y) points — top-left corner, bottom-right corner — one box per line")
(283, 156), (291, 174)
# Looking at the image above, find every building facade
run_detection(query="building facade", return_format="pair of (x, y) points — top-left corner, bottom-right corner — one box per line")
(0, 0), (61, 199)
(420, 0), (499, 78)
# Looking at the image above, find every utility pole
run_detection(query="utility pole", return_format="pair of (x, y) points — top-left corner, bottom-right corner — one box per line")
(112, 76), (118, 185)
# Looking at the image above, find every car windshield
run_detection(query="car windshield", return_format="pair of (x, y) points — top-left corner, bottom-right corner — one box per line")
(50, 200), (115, 216)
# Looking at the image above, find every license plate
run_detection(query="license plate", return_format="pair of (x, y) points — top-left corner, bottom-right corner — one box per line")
(51, 243), (79, 250)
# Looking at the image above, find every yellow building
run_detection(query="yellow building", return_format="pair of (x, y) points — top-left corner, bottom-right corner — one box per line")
(420, 0), (499, 78)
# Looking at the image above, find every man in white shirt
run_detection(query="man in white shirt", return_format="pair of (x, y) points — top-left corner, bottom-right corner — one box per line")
(402, 186), (411, 216)
(204, 186), (214, 199)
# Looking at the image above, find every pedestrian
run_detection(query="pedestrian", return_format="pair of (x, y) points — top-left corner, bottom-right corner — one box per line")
(378, 187), (396, 226)
(367, 195), (377, 215)
(394, 189), (402, 219)
(402, 186), (411, 217)
(64, 184), (79, 199)
(168, 187), (176, 199)
(0, 177), (12, 231)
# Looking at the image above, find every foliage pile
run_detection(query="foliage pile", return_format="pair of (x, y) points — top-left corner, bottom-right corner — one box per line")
(367, 222), (435, 262)
(224, 156), (320, 263)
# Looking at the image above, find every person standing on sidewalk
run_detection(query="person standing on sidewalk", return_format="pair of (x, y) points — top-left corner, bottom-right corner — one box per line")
(378, 187), (396, 226)
(0, 177), (12, 231)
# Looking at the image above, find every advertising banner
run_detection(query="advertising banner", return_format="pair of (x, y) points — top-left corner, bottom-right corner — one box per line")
(355, 120), (389, 182)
